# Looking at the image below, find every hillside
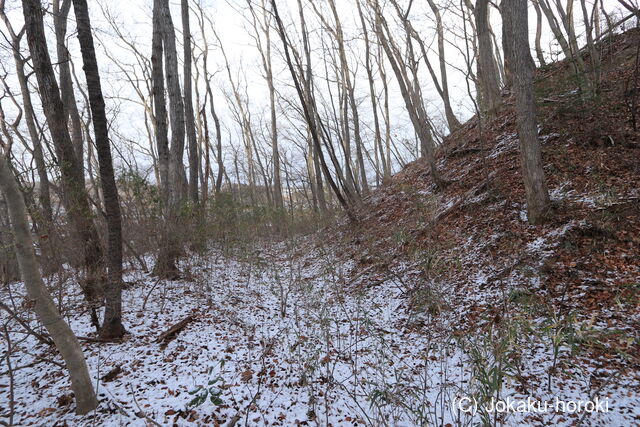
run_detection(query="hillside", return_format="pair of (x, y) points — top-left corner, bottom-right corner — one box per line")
(331, 28), (640, 424)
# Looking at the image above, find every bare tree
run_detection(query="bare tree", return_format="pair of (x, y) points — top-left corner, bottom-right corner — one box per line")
(193, 1), (226, 196)
(53, 0), (85, 167)
(369, 0), (445, 189)
(391, 0), (462, 132)
(474, 0), (502, 117)
(72, 0), (126, 338)
(618, 0), (640, 17)
(327, 0), (369, 196)
(21, 0), (104, 328)
(297, 0), (328, 211)
(247, 0), (285, 210)
(153, 0), (187, 277)
(355, 0), (389, 184)
(182, 0), (199, 204)
(213, 28), (259, 206)
(270, 0), (355, 218)
(502, 0), (551, 224)
(0, 2), (52, 227)
(536, 0), (591, 94)
(532, 0), (547, 66)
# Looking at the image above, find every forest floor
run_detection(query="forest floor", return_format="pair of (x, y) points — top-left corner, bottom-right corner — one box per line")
(1, 230), (639, 426)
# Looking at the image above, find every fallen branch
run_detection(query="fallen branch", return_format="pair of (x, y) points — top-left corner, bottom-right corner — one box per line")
(101, 366), (123, 382)
(430, 178), (492, 225)
(156, 314), (195, 346)
(77, 335), (124, 343)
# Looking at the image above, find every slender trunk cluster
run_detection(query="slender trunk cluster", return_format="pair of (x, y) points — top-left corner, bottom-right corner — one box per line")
(183, 0), (199, 205)
(271, 0), (355, 218)
(369, 0), (444, 189)
(152, 0), (186, 277)
(0, 3), (54, 269)
(22, 0), (104, 327)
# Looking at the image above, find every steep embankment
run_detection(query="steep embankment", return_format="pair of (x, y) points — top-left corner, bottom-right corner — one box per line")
(333, 28), (640, 423)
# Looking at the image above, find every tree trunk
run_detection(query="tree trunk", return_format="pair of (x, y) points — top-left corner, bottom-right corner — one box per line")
(197, 12), (225, 197)
(0, 149), (98, 415)
(537, 0), (590, 94)
(151, 0), (169, 203)
(182, 0), (198, 205)
(475, 0), (502, 117)
(502, 0), (551, 224)
(247, 0), (285, 210)
(327, 0), (369, 197)
(53, 0), (85, 170)
(210, 100), (225, 195)
(272, 0), (354, 218)
(264, 15), (285, 211)
(356, 0), (388, 184)
(0, 4), (56, 273)
(532, 0), (547, 66)
(378, 43), (392, 181)
(22, 0), (104, 326)
(0, 10), (53, 225)
(161, 0), (186, 208)
(153, 0), (184, 277)
(424, 0), (462, 131)
(72, 0), (125, 339)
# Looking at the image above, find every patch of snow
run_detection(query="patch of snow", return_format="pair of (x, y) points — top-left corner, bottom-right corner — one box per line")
(2, 237), (638, 426)
(489, 132), (518, 159)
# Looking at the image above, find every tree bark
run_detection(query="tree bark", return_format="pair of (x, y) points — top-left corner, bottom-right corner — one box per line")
(532, 0), (547, 66)
(475, 0), (502, 117)
(153, 0), (184, 277)
(53, 0), (85, 169)
(182, 0), (198, 205)
(502, 0), (551, 224)
(161, 0), (186, 208)
(72, 0), (126, 339)
(151, 0), (169, 201)
(0, 3), (56, 276)
(0, 8), (53, 226)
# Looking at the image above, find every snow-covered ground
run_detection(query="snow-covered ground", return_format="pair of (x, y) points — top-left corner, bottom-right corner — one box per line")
(1, 238), (638, 426)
